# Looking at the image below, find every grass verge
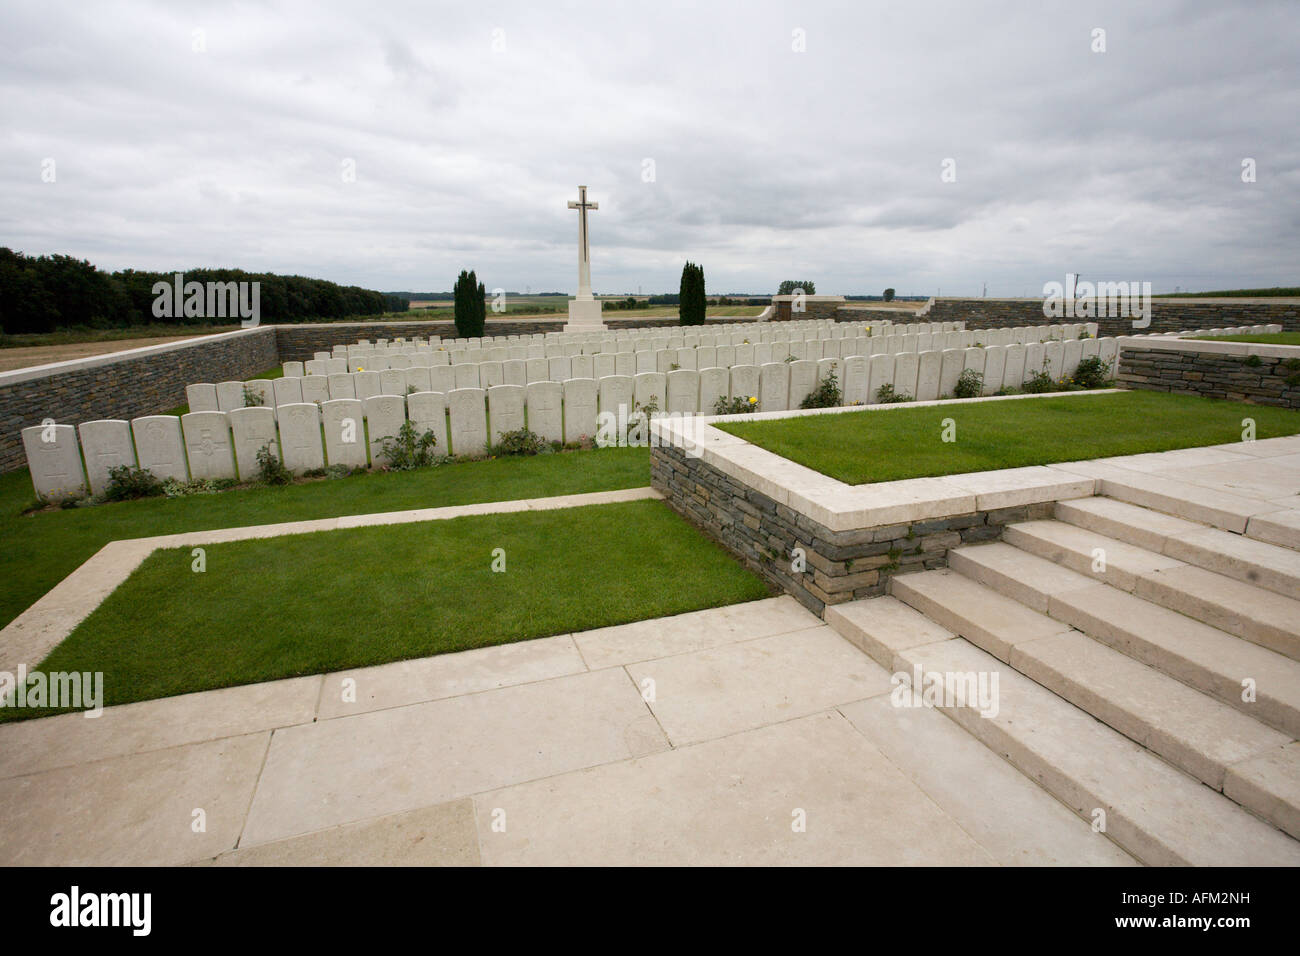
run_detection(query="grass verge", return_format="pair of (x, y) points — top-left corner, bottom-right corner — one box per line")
(716, 391), (1300, 485)
(0, 445), (650, 630)
(1188, 333), (1300, 346)
(15, 499), (767, 716)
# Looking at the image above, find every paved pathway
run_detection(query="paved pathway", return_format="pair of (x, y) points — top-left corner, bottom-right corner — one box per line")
(0, 596), (1131, 865)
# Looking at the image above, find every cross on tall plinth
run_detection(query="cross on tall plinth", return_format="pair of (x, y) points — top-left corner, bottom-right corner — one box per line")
(565, 185), (605, 329)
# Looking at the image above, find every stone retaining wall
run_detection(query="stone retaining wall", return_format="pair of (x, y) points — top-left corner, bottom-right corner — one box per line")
(913, 298), (1300, 336)
(651, 442), (1051, 615)
(0, 328), (278, 474)
(1119, 344), (1300, 409)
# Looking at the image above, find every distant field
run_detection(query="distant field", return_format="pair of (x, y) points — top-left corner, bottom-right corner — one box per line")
(1152, 288), (1300, 298)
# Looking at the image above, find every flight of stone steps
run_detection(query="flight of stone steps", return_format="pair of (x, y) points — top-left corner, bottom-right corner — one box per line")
(826, 493), (1300, 866)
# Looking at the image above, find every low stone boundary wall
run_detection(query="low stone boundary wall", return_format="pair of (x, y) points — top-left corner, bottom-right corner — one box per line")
(648, 397), (1101, 615)
(652, 442), (1053, 613)
(902, 298), (1300, 337)
(1118, 337), (1300, 409)
(0, 327), (277, 474)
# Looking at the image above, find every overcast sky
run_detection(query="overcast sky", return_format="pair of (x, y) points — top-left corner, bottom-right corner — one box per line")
(1, 0), (1296, 296)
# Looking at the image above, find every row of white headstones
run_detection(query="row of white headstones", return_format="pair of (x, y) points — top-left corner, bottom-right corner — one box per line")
(186, 322), (1098, 414)
(26, 330), (1117, 502)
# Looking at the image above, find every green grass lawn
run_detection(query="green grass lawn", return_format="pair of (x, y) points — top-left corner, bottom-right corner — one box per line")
(0, 446), (650, 631)
(1188, 332), (1300, 346)
(716, 392), (1300, 485)
(16, 499), (767, 716)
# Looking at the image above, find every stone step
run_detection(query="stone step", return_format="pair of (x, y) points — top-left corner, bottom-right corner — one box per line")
(1054, 464), (1284, 534)
(897, 636), (1300, 864)
(1049, 583), (1300, 740)
(1056, 497), (1300, 598)
(887, 567), (1075, 662)
(1007, 630), (1290, 792)
(951, 539), (1300, 736)
(890, 562), (1300, 835)
(995, 520), (1300, 662)
(1135, 565), (1300, 664)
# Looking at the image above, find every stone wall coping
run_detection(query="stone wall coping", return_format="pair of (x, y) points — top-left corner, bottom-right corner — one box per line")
(0, 325), (274, 387)
(1118, 335), (1300, 359)
(650, 390), (1122, 533)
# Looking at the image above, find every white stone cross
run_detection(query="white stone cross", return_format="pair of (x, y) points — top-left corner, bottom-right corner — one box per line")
(567, 185), (598, 300)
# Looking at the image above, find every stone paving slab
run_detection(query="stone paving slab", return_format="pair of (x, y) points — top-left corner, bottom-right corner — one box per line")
(839, 692), (1137, 866)
(0, 675), (320, 780)
(316, 635), (586, 720)
(240, 667), (668, 847)
(625, 626), (893, 746)
(0, 732), (269, 866)
(207, 800), (481, 867)
(572, 595), (819, 669)
(474, 711), (996, 866)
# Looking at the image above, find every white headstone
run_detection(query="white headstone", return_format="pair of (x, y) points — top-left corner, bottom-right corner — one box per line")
(380, 369), (406, 396)
(322, 398), (367, 468)
(729, 365), (759, 402)
(229, 406), (279, 479)
(273, 377), (304, 406)
(867, 353), (895, 402)
(365, 394), (406, 465)
(328, 373), (356, 400)
(186, 383), (219, 413)
(502, 360), (527, 388)
(355, 370), (382, 400)
(301, 375), (331, 405)
(22, 423), (87, 500)
(598, 375), (635, 427)
(666, 369), (700, 414)
(843, 355), (870, 405)
(130, 416), (187, 482)
(74, 420), (135, 496)
(487, 384), (526, 445)
(277, 403), (326, 474)
(181, 411), (236, 480)
(1004, 344), (1027, 389)
(563, 378), (598, 443)
(447, 388), (488, 456)
(982, 345), (1007, 395)
(430, 365), (456, 393)
(786, 359), (818, 408)
(525, 381), (563, 443)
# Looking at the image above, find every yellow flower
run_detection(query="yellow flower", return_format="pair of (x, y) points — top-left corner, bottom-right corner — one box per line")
(748, 396), (757, 403)
(357, 366), (364, 371)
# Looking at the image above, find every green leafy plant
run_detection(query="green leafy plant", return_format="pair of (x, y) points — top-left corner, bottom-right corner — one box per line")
(953, 368), (984, 399)
(160, 477), (217, 497)
(379, 420), (439, 470)
(102, 465), (163, 502)
(713, 395), (759, 415)
(1245, 355), (1263, 368)
(1022, 360), (1057, 393)
(255, 444), (292, 486)
(875, 383), (914, 404)
(242, 385), (262, 407)
(778, 280), (816, 295)
(1071, 356), (1113, 390)
(492, 427), (546, 456)
(799, 369), (842, 409)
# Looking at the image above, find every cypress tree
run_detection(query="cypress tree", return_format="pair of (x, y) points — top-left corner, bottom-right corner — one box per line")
(679, 261), (706, 326)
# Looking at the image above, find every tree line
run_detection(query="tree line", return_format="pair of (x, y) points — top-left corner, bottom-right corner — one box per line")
(0, 247), (409, 335)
